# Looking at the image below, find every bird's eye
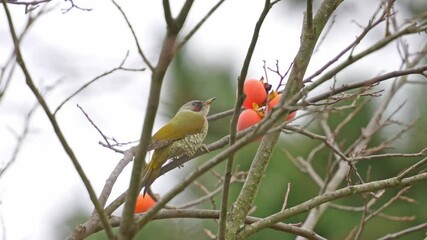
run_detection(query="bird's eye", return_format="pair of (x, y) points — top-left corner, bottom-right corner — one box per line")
(191, 102), (202, 111)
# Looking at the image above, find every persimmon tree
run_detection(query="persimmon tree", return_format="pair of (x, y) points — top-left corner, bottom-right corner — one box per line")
(2, 0), (427, 239)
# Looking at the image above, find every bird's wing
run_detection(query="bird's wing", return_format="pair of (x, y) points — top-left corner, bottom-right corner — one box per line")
(147, 140), (174, 151)
(148, 111), (205, 150)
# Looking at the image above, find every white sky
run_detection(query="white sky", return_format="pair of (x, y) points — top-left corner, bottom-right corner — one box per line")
(0, 0), (423, 239)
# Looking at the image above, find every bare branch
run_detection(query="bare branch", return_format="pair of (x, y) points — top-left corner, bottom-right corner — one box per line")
(1, 4), (52, 102)
(207, 108), (234, 121)
(69, 209), (327, 240)
(300, 21), (427, 98)
(282, 125), (349, 163)
(54, 51), (145, 115)
(284, 148), (325, 187)
(162, 0), (173, 28)
(177, 0), (226, 50)
(397, 156), (427, 180)
(120, 1), (196, 238)
(376, 222), (427, 240)
(365, 186), (412, 222)
(220, 0), (276, 238)
(0, 103), (37, 178)
(2, 0), (114, 238)
(77, 104), (111, 146)
(305, 65), (427, 104)
(238, 172), (427, 238)
(281, 183), (292, 211)
(96, 147), (136, 210)
(305, 12), (386, 83)
(351, 147), (427, 161)
(5, 0), (53, 13)
(111, 0), (154, 71)
(6, 0), (49, 5)
(62, 0), (91, 13)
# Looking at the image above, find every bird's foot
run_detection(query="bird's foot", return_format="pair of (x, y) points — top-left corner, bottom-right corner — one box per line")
(172, 157), (185, 168)
(201, 144), (210, 153)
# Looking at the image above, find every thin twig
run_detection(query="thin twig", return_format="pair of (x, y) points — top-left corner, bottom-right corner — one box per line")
(305, 65), (427, 104)
(54, 52), (145, 114)
(365, 186), (412, 222)
(2, 0), (115, 238)
(6, 0), (50, 13)
(351, 147), (427, 161)
(0, 102), (37, 178)
(282, 125), (349, 163)
(177, 0), (226, 50)
(376, 222), (427, 240)
(397, 156), (427, 180)
(62, 0), (92, 13)
(111, 0), (154, 71)
(206, 108), (234, 121)
(284, 148), (325, 187)
(281, 183), (292, 211)
(77, 104), (111, 146)
(304, 14), (385, 83)
(238, 172), (427, 238)
(194, 181), (217, 209)
(300, 21), (427, 97)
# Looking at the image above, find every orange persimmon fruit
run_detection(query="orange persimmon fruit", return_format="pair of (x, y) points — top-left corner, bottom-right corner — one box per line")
(243, 79), (268, 109)
(237, 108), (263, 131)
(135, 194), (156, 213)
(267, 93), (296, 121)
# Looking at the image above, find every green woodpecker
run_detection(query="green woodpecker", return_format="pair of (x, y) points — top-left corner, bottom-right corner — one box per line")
(141, 97), (215, 195)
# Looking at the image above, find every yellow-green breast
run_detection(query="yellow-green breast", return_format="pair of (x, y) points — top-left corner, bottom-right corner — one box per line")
(168, 120), (208, 158)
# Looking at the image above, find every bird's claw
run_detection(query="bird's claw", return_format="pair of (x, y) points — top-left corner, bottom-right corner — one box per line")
(201, 144), (210, 153)
(172, 156), (184, 168)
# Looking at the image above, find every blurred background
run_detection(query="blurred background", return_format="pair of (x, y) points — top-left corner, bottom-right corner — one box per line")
(1, 0), (427, 239)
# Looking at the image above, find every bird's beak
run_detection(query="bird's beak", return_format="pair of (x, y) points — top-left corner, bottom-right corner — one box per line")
(204, 97), (216, 105)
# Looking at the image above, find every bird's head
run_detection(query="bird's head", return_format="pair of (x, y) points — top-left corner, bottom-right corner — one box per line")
(178, 97), (216, 116)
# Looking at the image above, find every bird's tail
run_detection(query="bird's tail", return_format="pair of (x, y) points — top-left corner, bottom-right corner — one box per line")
(141, 162), (160, 196)
(141, 148), (168, 196)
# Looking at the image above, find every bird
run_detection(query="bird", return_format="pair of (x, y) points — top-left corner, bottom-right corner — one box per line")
(141, 97), (216, 196)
